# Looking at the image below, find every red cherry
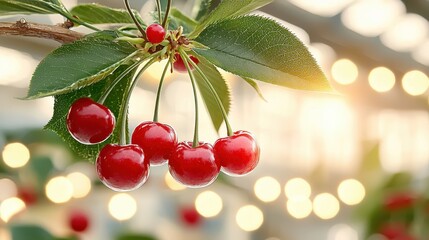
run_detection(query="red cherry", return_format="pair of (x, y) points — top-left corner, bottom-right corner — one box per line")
(131, 121), (177, 166)
(213, 130), (260, 176)
(383, 192), (416, 211)
(173, 53), (199, 73)
(146, 23), (166, 44)
(96, 144), (149, 191)
(168, 142), (220, 188)
(66, 97), (115, 145)
(69, 210), (90, 232)
(179, 205), (202, 227)
(17, 187), (37, 206)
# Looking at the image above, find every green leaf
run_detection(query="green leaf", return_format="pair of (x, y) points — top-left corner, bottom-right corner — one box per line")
(189, 0), (273, 38)
(29, 156), (54, 189)
(116, 234), (158, 240)
(11, 224), (54, 240)
(170, 8), (197, 33)
(241, 77), (267, 101)
(0, 0), (67, 16)
(70, 4), (145, 25)
(194, 55), (231, 132)
(195, 16), (331, 92)
(45, 65), (136, 162)
(193, 0), (213, 21)
(26, 31), (137, 99)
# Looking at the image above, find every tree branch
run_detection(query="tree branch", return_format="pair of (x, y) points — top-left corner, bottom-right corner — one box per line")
(0, 19), (84, 44)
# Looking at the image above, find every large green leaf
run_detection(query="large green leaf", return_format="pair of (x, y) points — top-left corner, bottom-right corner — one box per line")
(45, 65), (136, 162)
(70, 4), (145, 25)
(0, 0), (67, 16)
(193, 55), (231, 132)
(11, 225), (54, 240)
(26, 31), (137, 99)
(195, 16), (331, 92)
(188, 0), (272, 38)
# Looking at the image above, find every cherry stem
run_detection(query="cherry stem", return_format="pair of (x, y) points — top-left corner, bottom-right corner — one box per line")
(59, 10), (100, 31)
(181, 50), (233, 136)
(124, 0), (146, 38)
(179, 50), (199, 148)
(98, 57), (142, 104)
(155, 0), (162, 24)
(153, 54), (173, 122)
(119, 52), (162, 145)
(162, 0), (172, 29)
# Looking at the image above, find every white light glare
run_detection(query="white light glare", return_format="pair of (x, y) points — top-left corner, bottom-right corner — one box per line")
(289, 0), (356, 17)
(341, 0), (405, 37)
(381, 14), (429, 52)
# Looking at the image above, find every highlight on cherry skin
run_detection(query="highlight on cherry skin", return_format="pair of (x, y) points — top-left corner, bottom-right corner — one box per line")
(146, 23), (166, 44)
(213, 130), (260, 176)
(96, 144), (150, 191)
(168, 141), (221, 188)
(173, 53), (200, 73)
(66, 97), (115, 145)
(131, 121), (178, 166)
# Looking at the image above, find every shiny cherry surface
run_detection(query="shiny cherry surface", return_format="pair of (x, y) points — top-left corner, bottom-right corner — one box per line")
(66, 97), (115, 145)
(146, 23), (166, 44)
(213, 130), (260, 176)
(168, 142), (220, 188)
(131, 121), (177, 166)
(96, 144), (149, 191)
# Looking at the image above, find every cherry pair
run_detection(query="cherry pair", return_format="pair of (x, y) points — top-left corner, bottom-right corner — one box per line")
(96, 121), (177, 191)
(66, 97), (173, 191)
(168, 131), (260, 188)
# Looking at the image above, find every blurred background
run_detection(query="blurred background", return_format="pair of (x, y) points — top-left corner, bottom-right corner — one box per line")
(0, 0), (429, 239)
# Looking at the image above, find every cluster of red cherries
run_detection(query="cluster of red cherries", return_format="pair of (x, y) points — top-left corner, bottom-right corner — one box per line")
(65, 24), (260, 191)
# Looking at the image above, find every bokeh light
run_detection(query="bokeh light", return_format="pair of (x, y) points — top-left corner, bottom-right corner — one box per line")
(313, 193), (340, 219)
(341, 0), (405, 37)
(0, 178), (17, 201)
(380, 13), (429, 52)
(0, 197), (25, 222)
(331, 59), (359, 85)
(2, 142), (30, 168)
(108, 193), (137, 221)
(412, 39), (429, 66)
(328, 224), (359, 240)
(0, 46), (37, 87)
(195, 191), (223, 218)
(368, 67), (396, 93)
(165, 172), (186, 191)
(285, 178), (312, 199)
(254, 176), (281, 202)
(235, 205), (264, 232)
(289, 0), (355, 17)
(401, 70), (429, 96)
(286, 197), (312, 219)
(337, 179), (365, 205)
(45, 176), (73, 204)
(67, 172), (92, 198)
